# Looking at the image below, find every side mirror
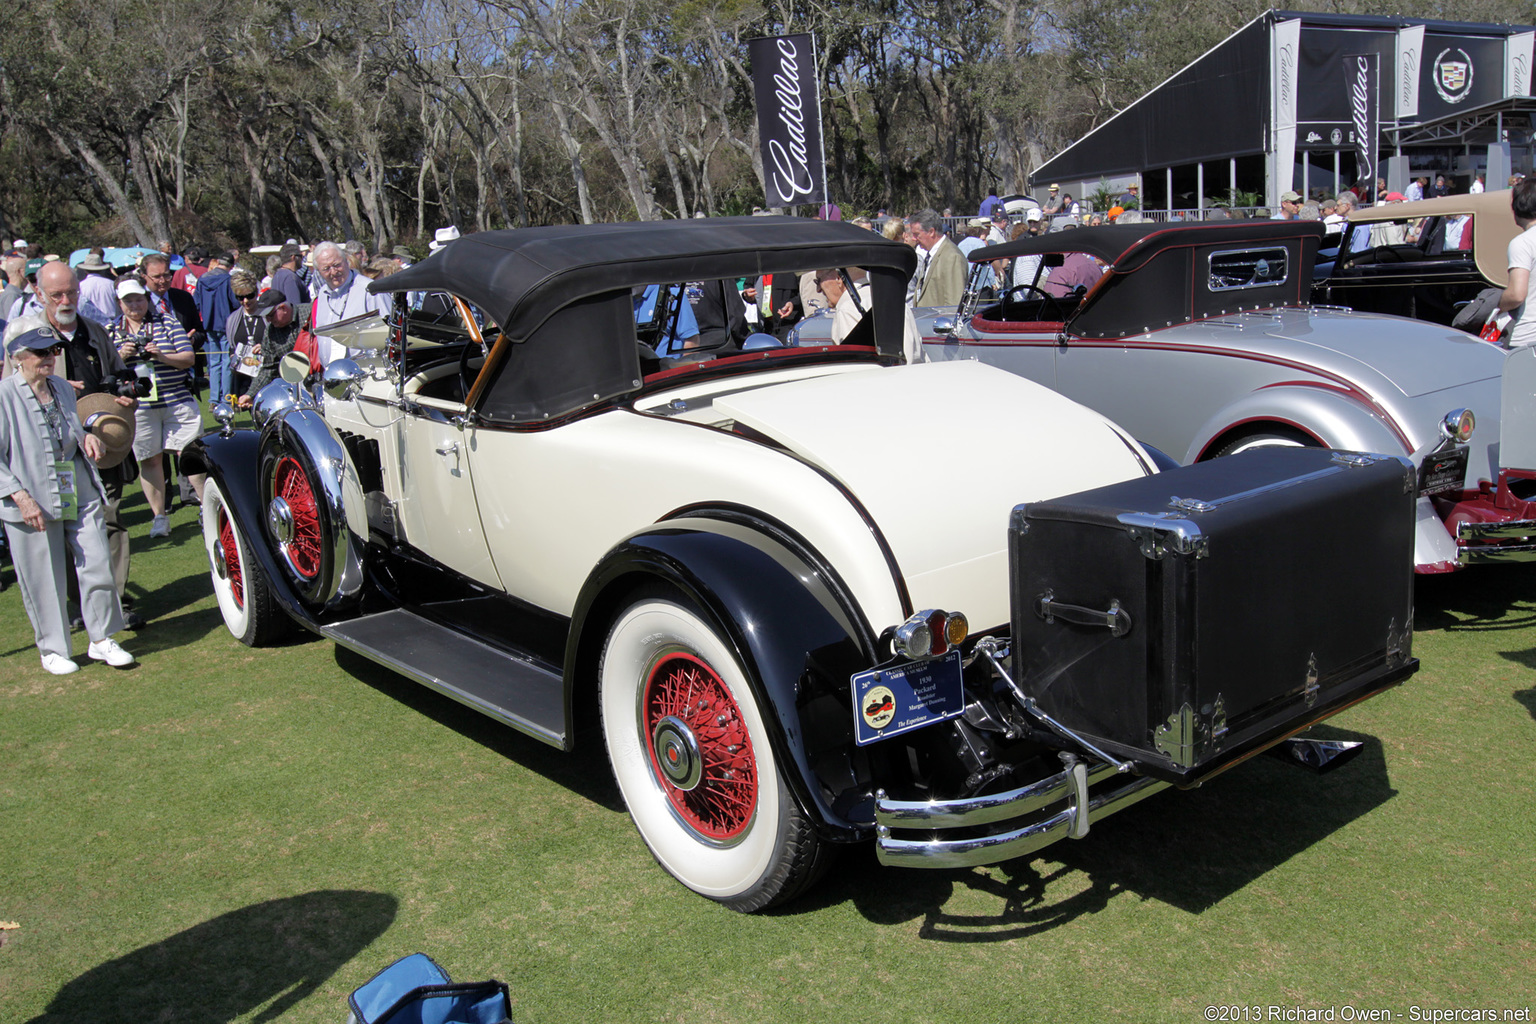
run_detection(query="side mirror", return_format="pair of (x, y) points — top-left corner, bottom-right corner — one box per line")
(322, 358), (366, 400)
(278, 351), (311, 384)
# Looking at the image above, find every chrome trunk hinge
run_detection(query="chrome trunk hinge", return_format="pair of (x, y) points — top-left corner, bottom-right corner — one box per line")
(1153, 696), (1227, 769)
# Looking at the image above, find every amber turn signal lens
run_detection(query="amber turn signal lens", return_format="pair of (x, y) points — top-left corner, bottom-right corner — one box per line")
(944, 612), (968, 647)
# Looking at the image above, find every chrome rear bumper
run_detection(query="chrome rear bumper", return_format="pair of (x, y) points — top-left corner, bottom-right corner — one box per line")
(875, 758), (1169, 868)
(1457, 519), (1536, 564)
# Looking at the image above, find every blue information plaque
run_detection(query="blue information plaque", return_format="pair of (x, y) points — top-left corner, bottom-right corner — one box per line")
(850, 649), (966, 746)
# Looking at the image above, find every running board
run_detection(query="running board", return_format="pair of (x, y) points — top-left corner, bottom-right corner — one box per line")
(321, 608), (567, 748)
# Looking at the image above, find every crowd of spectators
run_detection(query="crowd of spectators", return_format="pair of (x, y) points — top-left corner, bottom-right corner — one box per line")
(5, 172), (1530, 673)
(0, 234), (416, 674)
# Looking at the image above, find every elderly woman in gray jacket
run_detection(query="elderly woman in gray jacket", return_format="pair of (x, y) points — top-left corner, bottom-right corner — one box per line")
(1, 321), (135, 673)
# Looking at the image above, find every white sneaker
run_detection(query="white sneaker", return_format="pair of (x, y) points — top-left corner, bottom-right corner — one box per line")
(87, 638), (135, 667)
(41, 652), (79, 675)
(149, 514), (170, 538)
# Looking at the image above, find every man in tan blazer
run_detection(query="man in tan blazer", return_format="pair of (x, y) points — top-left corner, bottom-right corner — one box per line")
(909, 209), (967, 308)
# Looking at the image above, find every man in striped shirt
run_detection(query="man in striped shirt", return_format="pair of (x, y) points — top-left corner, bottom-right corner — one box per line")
(110, 278), (204, 538)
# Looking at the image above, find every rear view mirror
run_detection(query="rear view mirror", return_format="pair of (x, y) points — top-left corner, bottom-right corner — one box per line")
(279, 351), (311, 384)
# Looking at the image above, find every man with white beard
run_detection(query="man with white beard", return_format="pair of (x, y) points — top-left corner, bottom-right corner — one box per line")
(310, 241), (376, 366)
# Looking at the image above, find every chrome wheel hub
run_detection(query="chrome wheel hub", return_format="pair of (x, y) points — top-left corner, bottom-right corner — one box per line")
(267, 496), (294, 544)
(652, 715), (704, 791)
(211, 538), (229, 580)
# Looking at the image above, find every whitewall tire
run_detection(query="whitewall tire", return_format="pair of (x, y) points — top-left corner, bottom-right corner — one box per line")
(202, 478), (287, 647)
(599, 596), (828, 911)
(1214, 429), (1318, 458)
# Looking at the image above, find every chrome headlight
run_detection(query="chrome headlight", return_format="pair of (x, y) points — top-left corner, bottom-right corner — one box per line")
(252, 379), (302, 430)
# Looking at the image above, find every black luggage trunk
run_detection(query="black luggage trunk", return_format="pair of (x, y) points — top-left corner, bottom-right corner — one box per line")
(1009, 448), (1418, 786)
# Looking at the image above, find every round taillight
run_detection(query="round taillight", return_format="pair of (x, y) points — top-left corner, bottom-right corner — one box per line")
(893, 618), (933, 660)
(925, 610), (950, 656)
(1443, 408), (1475, 443)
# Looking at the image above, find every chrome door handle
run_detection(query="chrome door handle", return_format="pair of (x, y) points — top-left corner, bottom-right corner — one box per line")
(435, 443), (459, 457)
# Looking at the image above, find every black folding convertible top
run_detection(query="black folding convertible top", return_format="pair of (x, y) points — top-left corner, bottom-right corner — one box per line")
(972, 221), (1326, 340)
(973, 220), (1325, 272)
(370, 217), (919, 423)
(372, 217), (917, 342)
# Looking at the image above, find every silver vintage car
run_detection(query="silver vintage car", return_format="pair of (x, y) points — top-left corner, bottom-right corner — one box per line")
(800, 221), (1536, 572)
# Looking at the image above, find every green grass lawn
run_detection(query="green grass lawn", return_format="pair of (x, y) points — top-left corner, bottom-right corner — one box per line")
(2, 482), (1533, 1023)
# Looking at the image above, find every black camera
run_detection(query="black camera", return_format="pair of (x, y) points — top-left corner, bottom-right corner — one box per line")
(103, 359), (155, 399)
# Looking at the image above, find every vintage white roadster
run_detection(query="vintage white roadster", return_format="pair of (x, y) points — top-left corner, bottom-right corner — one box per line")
(188, 218), (1416, 910)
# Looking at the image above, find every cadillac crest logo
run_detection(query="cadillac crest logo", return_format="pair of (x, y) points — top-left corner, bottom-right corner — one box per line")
(1433, 47), (1473, 104)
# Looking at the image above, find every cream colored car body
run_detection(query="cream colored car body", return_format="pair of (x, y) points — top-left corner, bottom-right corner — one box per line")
(326, 353), (1152, 633)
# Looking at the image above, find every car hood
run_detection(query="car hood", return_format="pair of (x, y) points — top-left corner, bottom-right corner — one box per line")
(1251, 307), (1503, 398)
(712, 359), (1152, 628)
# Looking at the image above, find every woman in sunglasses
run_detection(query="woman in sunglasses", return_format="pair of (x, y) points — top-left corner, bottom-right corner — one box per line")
(225, 270), (264, 392)
(0, 318), (135, 673)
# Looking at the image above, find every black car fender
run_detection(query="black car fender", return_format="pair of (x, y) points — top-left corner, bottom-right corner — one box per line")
(566, 512), (883, 841)
(183, 432), (317, 628)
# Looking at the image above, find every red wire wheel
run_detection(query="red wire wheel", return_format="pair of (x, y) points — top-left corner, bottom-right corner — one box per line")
(643, 651), (759, 841)
(272, 455), (322, 581)
(218, 508), (244, 609)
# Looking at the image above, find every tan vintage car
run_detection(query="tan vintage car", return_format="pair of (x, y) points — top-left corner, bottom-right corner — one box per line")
(1313, 189), (1517, 329)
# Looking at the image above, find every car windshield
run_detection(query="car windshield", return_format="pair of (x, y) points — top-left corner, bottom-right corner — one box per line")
(400, 292), (499, 348)
(631, 278), (876, 380)
(1341, 214), (1475, 262)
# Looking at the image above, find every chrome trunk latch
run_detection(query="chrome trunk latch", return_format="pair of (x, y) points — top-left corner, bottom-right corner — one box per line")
(1119, 512), (1209, 560)
(1330, 451), (1385, 468)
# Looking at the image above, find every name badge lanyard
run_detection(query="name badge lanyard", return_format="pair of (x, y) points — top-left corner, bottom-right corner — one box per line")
(31, 381), (78, 521)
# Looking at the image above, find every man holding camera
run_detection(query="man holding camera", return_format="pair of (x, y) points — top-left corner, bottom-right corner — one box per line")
(27, 261), (143, 628)
(110, 278), (203, 540)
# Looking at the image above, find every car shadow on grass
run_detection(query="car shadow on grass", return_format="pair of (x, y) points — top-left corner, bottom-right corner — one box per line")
(23, 890), (396, 1024)
(1415, 562), (1536, 631)
(792, 725), (1394, 938)
(1493, 650), (1536, 721)
(1515, 685), (1536, 722)
(334, 646), (624, 812)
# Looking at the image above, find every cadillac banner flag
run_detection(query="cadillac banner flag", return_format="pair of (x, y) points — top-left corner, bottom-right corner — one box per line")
(1344, 52), (1379, 199)
(748, 34), (827, 210)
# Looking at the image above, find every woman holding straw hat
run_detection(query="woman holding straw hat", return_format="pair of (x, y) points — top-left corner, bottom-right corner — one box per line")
(0, 318), (135, 673)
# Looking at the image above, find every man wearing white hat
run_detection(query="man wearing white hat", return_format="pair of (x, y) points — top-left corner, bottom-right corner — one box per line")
(76, 252), (118, 326)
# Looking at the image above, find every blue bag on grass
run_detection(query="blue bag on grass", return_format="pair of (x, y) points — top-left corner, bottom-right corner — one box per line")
(348, 952), (512, 1024)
